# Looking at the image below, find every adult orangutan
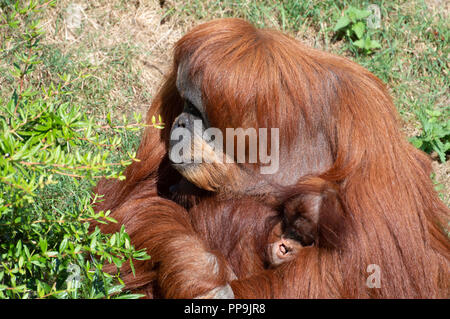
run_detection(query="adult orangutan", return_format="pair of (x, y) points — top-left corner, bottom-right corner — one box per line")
(93, 18), (450, 298)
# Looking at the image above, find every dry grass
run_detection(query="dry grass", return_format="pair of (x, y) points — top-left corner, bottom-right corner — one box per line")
(40, 0), (194, 115)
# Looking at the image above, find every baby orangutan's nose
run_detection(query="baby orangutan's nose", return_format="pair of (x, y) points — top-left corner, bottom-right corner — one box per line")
(278, 242), (290, 255)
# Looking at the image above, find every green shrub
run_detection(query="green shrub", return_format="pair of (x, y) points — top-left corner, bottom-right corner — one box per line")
(333, 6), (381, 54)
(410, 108), (450, 163)
(0, 0), (159, 298)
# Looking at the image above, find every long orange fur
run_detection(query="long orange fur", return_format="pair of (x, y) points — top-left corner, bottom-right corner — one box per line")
(93, 18), (449, 298)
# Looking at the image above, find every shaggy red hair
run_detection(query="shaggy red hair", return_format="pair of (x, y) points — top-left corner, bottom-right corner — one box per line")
(94, 18), (449, 298)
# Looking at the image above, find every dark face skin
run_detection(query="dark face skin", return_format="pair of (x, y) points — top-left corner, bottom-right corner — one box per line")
(168, 62), (272, 195)
(282, 194), (320, 247)
(169, 61), (207, 166)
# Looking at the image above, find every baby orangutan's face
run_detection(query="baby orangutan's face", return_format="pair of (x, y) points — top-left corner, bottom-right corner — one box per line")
(267, 222), (304, 266)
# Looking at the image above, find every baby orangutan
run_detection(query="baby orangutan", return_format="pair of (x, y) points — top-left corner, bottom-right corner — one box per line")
(182, 176), (346, 287)
(266, 177), (346, 267)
